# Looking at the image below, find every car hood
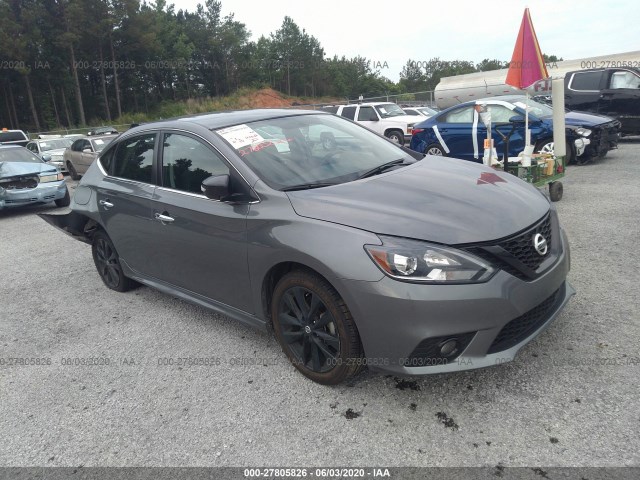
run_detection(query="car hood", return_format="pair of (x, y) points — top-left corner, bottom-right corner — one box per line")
(0, 161), (57, 178)
(44, 148), (68, 156)
(385, 115), (424, 125)
(286, 159), (550, 245)
(563, 110), (615, 127)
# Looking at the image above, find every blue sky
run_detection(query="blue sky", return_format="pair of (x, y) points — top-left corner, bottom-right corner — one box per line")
(170, 0), (640, 82)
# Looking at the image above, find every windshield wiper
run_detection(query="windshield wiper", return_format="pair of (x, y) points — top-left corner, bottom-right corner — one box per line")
(356, 159), (407, 180)
(281, 182), (338, 192)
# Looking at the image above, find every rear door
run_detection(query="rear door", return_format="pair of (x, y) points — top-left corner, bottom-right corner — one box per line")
(95, 133), (157, 275)
(434, 106), (476, 160)
(146, 131), (253, 312)
(565, 70), (605, 112)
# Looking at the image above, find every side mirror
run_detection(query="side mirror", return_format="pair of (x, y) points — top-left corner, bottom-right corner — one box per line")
(41, 154), (52, 162)
(201, 174), (230, 200)
(509, 115), (526, 124)
(83, 148), (92, 153)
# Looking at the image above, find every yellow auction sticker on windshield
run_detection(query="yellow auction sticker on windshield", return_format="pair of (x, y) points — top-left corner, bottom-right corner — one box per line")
(217, 124), (265, 149)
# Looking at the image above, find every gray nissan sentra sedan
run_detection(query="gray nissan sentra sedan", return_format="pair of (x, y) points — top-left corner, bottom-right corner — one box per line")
(40, 109), (575, 384)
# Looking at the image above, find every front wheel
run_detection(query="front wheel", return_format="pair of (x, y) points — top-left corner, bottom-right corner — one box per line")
(535, 138), (555, 156)
(385, 130), (404, 145)
(67, 161), (80, 181)
(55, 188), (70, 207)
(91, 230), (139, 292)
(271, 270), (364, 385)
(549, 181), (563, 202)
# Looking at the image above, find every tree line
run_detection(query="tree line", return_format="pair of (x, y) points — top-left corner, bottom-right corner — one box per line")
(0, 0), (561, 132)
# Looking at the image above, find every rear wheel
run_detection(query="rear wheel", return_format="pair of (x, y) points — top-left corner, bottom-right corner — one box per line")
(67, 161), (80, 180)
(424, 143), (446, 156)
(91, 230), (139, 292)
(271, 270), (363, 385)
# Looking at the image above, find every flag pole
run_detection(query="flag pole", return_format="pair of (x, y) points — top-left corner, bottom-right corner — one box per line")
(525, 90), (530, 146)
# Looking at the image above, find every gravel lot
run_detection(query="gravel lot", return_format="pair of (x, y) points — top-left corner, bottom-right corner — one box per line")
(1, 139), (638, 468)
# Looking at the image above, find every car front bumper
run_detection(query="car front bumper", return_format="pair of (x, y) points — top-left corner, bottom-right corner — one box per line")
(0, 180), (67, 210)
(338, 228), (574, 375)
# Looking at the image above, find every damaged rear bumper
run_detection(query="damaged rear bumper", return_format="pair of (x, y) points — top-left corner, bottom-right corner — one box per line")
(38, 211), (93, 244)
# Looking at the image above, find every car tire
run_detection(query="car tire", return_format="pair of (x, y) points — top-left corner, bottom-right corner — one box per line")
(67, 162), (80, 180)
(535, 138), (555, 156)
(424, 143), (446, 156)
(385, 130), (404, 145)
(54, 188), (70, 207)
(271, 270), (364, 385)
(549, 181), (563, 202)
(91, 230), (139, 292)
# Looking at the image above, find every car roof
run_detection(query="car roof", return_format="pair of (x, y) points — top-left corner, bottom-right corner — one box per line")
(168, 109), (327, 130)
(0, 144), (23, 150)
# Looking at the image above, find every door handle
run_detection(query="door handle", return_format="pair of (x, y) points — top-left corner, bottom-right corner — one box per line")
(155, 212), (175, 224)
(99, 200), (114, 209)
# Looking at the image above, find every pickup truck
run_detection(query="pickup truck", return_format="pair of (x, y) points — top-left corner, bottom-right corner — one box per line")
(322, 103), (423, 145)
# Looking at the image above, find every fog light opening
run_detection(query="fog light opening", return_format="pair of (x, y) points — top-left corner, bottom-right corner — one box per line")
(439, 339), (459, 358)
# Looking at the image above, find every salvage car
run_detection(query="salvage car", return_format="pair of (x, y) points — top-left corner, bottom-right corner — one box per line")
(40, 109), (574, 384)
(410, 95), (620, 164)
(0, 145), (70, 210)
(64, 135), (116, 180)
(26, 137), (74, 173)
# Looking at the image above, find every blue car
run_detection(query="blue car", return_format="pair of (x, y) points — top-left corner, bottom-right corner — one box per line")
(0, 145), (70, 211)
(410, 95), (620, 164)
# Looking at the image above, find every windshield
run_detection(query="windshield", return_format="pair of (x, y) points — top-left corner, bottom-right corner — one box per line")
(215, 114), (414, 190)
(38, 138), (73, 151)
(92, 137), (114, 152)
(512, 98), (554, 118)
(0, 148), (42, 164)
(374, 103), (407, 118)
(418, 107), (438, 116)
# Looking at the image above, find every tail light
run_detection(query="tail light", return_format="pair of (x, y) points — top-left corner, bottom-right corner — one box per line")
(412, 128), (425, 135)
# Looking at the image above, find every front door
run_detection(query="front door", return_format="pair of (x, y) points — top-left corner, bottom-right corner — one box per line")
(148, 131), (253, 313)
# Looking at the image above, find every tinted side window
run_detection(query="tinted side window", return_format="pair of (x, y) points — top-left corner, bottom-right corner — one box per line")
(99, 147), (115, 173)
(27, 143), (37, 152)
(340, 106), (356, 120)
(322, 106), (339, 114)
(404, 109), (417, 115)
(570, 71), (603, 91)
(161, 133), (229, 194)
(443, 106), (473, 123)
(72, 140), (82, 152)
(357, 106), (375, 121)
(112, 133), (156, 183)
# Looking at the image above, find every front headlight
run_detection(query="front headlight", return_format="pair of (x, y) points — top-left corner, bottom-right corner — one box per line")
(575, 127), (591, 137)
(365, 236), (496, 284)
(40, 173), (64, 183)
